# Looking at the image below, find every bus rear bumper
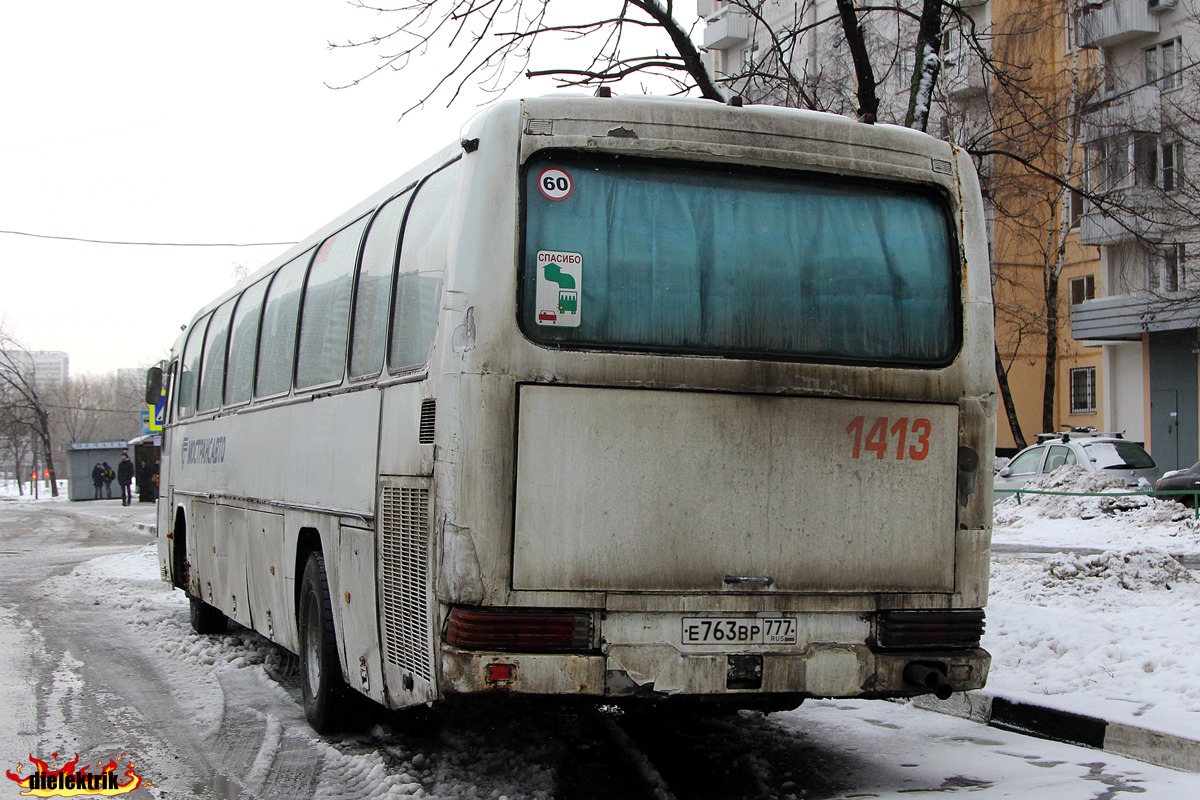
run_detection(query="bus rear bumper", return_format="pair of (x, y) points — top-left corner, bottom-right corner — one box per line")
(440, 645), (989, 700)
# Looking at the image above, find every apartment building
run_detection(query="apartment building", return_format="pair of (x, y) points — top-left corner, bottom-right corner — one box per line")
(1071, 0), (1199, 471)
(0, 349), (70, 390)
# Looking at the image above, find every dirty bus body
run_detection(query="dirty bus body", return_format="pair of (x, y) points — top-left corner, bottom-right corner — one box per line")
(154, 95), (994, 731)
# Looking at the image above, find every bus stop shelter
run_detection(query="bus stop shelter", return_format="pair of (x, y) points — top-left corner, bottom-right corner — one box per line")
(63, 441), (129, 501)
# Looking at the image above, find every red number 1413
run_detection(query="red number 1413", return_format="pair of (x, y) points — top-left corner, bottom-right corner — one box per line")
(845, 416), (932, 461)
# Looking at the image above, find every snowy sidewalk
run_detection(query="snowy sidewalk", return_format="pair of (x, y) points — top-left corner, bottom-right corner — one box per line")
(937, 466), (1200, 771)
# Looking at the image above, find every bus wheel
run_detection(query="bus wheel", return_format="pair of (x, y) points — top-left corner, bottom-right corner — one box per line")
(189, 596), (227, 635)
(299, 550), (346, 733)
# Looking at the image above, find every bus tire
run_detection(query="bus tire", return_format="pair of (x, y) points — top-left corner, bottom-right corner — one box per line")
(299, 550), (347, 733)
(189, 596), (227, 635)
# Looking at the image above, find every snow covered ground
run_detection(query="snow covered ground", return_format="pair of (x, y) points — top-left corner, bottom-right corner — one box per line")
(4, 471), (1200, 792)
(989, 466), (1200, 745)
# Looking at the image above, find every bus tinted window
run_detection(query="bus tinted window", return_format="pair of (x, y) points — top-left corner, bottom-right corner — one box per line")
(197, 298), (235, 412)
(224, 277), (269, 405)
(388, 164), (459, 372)
(256, 253), (311, 397)
(177, 313), (209, 419)
(351, 190), (413, 380)
(297, 216), (370, 389)
(521, 157), (959, 365)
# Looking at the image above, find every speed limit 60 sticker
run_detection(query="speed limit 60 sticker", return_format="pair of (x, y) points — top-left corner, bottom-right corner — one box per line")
(537, 167), (574, 201)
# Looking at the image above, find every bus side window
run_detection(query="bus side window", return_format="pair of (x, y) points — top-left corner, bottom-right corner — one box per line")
(297, 215), (370, 389)
(197, 297), (236, 413)
(350, 190), (413, 380)
(224, 277), (270, 406)
(256, 252), (312, 398)
(177, 313), (210, 419)
(389, 162), (460, 372)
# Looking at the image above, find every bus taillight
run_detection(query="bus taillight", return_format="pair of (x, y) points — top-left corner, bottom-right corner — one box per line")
(446, 607), (591, 651)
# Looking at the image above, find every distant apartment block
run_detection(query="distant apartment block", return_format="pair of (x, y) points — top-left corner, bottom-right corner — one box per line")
(0, 350), (70, 390)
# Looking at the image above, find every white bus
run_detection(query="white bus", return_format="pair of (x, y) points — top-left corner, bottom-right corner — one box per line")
(150, 94), (995, 732)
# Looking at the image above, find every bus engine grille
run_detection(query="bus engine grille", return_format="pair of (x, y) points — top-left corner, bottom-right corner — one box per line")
(381, 485), (432, 681)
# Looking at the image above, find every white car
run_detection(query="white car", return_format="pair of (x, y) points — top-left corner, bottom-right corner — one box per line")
(994, 431), (1161, 492)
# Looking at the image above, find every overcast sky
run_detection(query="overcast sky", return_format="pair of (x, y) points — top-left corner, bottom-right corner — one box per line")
(0, 1), (698, 376)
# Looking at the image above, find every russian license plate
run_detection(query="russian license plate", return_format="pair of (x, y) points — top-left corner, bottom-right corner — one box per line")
(682, 617), (798, 645)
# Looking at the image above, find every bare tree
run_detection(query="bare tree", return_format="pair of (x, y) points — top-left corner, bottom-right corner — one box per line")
(336, 0), (1164, 447)
(52, 372), (143, 447)
(0, 396), (32, 495)
(331, 0), (950, 129)
(0, 328), (59, 497)
(330, 0), (723, 114)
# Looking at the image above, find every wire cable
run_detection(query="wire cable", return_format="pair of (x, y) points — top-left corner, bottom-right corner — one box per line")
(0, 229), (297, 248)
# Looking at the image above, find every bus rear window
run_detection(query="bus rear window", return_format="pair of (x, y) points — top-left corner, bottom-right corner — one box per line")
(520, 156), (960, 365)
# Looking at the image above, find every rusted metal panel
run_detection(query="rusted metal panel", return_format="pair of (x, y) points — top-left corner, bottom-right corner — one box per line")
(440, 650), (605, 695)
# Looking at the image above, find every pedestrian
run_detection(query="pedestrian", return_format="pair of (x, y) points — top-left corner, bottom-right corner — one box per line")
(152, 457), (161, 501)
(117, 453), (135, 506)
(102, 462), (115, 499)
(91, 463), (104, 500)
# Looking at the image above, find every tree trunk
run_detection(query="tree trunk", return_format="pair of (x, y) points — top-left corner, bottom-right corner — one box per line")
(632, 0), (725, 101)
(1041, 268), (1060, 435)
(834, 0), (880, 121)
(36, 409), (58, 497)
(905, 0), (944, 131)
(995, 345), (1027, 450)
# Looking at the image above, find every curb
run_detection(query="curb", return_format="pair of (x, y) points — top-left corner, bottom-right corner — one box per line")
(134, 522), (157, 536)
(910, 692), (1200, 773)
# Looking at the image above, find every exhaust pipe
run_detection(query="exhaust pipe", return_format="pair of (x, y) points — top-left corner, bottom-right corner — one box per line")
(904, 663), (954, 700)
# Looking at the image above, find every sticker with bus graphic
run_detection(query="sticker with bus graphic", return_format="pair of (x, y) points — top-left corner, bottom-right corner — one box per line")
(536, 250), (581, 327)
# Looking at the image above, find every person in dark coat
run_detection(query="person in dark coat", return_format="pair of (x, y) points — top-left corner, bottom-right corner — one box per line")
(102, 462), (114, 499)
(91, 463), (104, 500)
(117, 452), (135, 506)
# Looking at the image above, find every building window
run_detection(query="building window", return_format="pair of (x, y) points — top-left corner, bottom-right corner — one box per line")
(1147, 244), (1185, 293)
(1162, 141), (1181, 192)
(1145, 39), (1182, 90)
(1164, 244), (1185, 293)
(740, 43), (758, 70)
(1070, 367), (1096, 414)
(1088, 137), (1129, 192)
(1070, 274), (1096, 305)
(1069, 188), (1085, 228)
(1134, 134), (1159, 187)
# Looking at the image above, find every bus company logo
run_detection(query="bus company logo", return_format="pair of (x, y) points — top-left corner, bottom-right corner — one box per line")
(5, 752), (147, 797)
(180, 435), (226, 466)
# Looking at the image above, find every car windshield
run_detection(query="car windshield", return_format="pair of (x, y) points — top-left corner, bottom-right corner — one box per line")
(1083, 441), (1156, 470)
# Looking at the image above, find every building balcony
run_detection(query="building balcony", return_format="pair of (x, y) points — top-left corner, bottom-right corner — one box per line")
(1078, 189), (1167, 245)
(1079, 0), (1160, 48)
(1081, 84), (1161, 136)
(702, 5), (751, 50)
(942, 50), (988, 98)
(1072, 293), (1200, 340)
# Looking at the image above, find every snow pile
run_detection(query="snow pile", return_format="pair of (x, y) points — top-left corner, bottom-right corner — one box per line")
(993, 466), (1200, 551)
(991, 547), (1193, 600)
(996, 465), (1182, 521)
(1043, 548), (1195, 592)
